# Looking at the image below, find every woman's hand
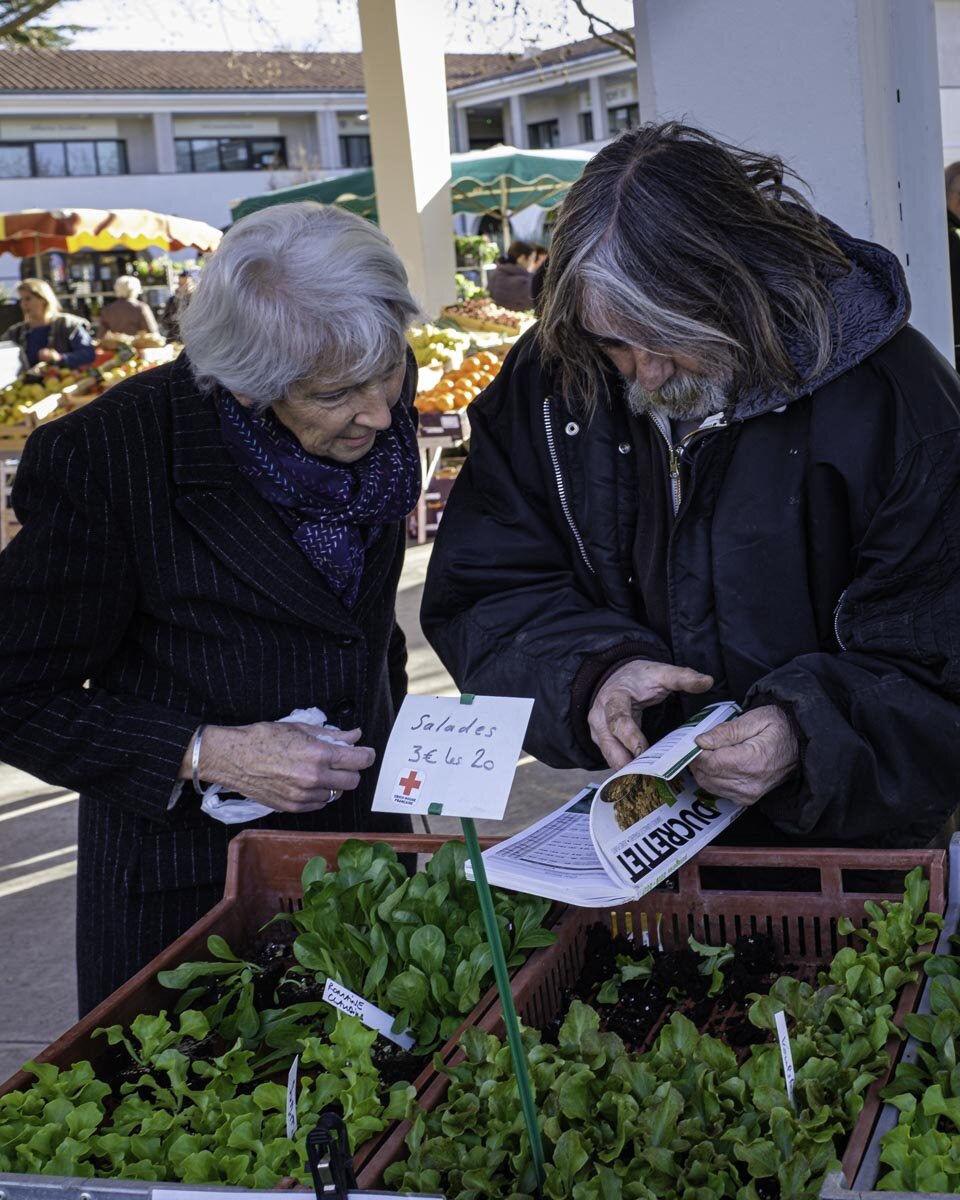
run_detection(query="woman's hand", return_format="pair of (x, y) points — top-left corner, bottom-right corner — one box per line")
(37, 348), (62, 364)
(181, 721), (376, 813)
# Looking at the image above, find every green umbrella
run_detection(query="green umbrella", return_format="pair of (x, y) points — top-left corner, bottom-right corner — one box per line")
(230, 144), (592, 239)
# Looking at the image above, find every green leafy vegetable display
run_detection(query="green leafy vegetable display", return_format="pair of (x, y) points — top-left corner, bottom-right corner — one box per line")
(875, 936), (960, 1192)
(0, 1015), (410, 1186)
(0, 838), (556, 1186)
(284, 839), (555, 1050)
(386, 868), (942, 1200)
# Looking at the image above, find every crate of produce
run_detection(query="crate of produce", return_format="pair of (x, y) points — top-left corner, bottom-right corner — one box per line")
(0, 829), (556, 1194)
(819, 833), (960, 1200)
(378, 844), (947, 1197)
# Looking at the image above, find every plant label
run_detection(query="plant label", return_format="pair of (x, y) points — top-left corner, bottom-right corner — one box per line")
(285, 1053), (299, 1139)
(323, 978), (416, 1050)
(773, 1009), (796, 1108)
(372, 694), (534, 820)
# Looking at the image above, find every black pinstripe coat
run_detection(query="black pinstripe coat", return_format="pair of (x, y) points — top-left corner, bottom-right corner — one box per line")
(0, 353), (411, 1014)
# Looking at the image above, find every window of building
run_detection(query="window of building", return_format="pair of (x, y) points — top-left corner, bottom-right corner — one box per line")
(174, 137), (286, 172)
(527, 119), (560, 150)
(607, 104), (639, 134)
(578, 111), (594, 142)
(339, 134), (372, 168)
(0, 143), (31, 178)
(0, 139), (128, 178)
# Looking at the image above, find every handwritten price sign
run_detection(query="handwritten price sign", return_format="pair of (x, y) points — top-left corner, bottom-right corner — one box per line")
(372, 694), (534, 820)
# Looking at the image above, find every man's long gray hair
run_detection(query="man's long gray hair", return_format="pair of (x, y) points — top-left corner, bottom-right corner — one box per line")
(537, 122), (851, 413)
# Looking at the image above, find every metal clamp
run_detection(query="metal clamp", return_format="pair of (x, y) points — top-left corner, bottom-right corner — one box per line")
(306, 1112), (357, 1200)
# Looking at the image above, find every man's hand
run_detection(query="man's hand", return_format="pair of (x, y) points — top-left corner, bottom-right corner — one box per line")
(690, 705), (798, 806)
(37, 348), (62, 364)
(588, 659), (714, 768)
(179, 721), (376, 813)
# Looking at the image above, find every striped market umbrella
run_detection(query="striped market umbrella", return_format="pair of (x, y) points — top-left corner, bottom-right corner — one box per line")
(0, 208), (223, 275)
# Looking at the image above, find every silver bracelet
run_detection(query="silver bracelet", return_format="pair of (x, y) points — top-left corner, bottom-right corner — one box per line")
(191, 724), (207, 793)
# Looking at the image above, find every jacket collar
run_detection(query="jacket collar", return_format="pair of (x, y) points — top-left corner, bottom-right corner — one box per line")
(731, 221), (911, 422)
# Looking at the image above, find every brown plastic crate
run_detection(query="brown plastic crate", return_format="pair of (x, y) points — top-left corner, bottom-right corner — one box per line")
(363, 844), (947, 1190)
(0, 828), (549, 1189)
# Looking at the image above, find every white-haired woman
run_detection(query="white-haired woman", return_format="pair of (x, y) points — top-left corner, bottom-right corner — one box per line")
(7, 277), (95, 371)
(98, 274), (161, 338)
(0, 202), (423, 1014)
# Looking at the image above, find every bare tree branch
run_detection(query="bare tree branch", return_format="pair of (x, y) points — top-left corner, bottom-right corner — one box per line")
(568, 0), (636, 60)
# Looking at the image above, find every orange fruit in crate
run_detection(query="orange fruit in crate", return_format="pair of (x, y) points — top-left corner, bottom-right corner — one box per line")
(435, 378), (455, 392)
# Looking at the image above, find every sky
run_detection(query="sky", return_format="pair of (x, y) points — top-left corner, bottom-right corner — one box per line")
(58, 0), (635, 54)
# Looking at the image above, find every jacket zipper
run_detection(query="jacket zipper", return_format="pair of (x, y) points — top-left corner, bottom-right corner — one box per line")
(543, 397), (596, 575)
(833, 589), (848, 650)
(648, 410), (728, 515)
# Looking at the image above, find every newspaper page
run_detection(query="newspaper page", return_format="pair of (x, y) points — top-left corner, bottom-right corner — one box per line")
(465, 788), (634, 906)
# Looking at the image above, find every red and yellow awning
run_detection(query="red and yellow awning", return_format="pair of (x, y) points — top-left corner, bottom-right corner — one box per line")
(0, 208), (223, 257)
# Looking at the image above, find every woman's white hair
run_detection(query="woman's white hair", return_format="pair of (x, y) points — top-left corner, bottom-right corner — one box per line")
(179, 201), (420, 407)
(114, 275), (142, 300)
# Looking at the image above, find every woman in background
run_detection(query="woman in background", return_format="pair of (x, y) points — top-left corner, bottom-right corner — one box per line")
(6, 278), (95, 371)
(487, 240), (537, 311)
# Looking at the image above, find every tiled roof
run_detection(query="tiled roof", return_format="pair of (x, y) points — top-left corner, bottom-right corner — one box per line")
(0, 36), (625, 94)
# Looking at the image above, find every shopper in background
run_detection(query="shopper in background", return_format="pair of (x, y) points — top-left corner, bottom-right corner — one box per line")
(0, 202), (420, 1013)
(487, 240), (537, 311)
(98, 276), (161, 339)
(162, 270), (195, 339)
(7, 278), (95, 372)
(945, 162), (960, 369)
(423, 121), (960, 850)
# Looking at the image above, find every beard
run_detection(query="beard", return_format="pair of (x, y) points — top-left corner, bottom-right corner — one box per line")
(625, 370), (730, 421)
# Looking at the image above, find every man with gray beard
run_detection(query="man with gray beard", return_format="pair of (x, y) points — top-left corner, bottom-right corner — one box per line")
(421, 122), (960, 848)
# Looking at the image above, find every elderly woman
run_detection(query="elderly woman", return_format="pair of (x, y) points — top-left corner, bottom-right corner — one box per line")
(98, 275), (161, 338)
(6, 278), (95, 371)
(0, 202), (423, 1014)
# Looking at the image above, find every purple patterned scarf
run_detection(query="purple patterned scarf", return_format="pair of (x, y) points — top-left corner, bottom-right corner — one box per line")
(215, 389), (420, 607)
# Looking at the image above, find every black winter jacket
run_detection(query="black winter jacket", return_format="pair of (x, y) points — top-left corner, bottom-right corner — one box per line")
(421, 229), (960, 848)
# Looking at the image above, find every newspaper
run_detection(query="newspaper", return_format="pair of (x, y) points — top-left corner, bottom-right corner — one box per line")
(468, 702), (743, 905)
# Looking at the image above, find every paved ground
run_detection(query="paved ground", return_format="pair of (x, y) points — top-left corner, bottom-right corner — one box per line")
(0, 541), (594, 1084)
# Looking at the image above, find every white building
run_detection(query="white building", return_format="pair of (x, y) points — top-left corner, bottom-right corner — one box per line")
(0, 36), (636, 234)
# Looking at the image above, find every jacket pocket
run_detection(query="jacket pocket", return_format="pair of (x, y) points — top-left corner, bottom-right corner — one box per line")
(131, 824), (230, 896)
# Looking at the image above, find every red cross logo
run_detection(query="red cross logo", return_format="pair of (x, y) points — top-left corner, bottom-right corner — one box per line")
(398, 770), (423, 797)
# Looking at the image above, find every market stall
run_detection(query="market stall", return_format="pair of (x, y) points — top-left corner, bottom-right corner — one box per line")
(406, 303), (533, 543)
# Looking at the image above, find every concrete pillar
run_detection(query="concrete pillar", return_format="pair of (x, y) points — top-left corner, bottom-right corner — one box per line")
(508, 93), (527, 148)
(357, 0), (456, 315)
(315, 109), (340, 169)
(152, 111), (176, 174)
(589, 74), (610, 142)
(453, 105), (470, 154)
(632, 0), (952, 360)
